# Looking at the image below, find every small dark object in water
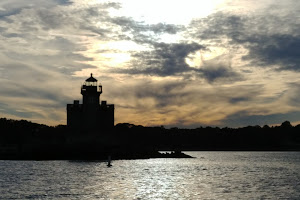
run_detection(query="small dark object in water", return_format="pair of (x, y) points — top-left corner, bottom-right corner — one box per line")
(107, 155), (112, 167)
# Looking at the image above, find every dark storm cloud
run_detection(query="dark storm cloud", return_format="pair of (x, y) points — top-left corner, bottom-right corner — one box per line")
(189, 13), (246, 41)
(201, 66), (242, 83)
(229, 97), (250, 104)
(189, 3), (300, 70)
(242, 34), (300, 71)
(116, 42), (204, 76)
(97, 2), (121, 9)
(0, 0), (72, 18)
(0, 9), (21, 18)
(0, 32), (22, 38)
(149, 23), (182, 34)
(111, 17), (182, 35)
(109, 16), (184, 44)
(197, 54), (243, 83)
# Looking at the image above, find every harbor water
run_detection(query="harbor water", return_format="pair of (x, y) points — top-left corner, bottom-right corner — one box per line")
(1, 152), (300, 199)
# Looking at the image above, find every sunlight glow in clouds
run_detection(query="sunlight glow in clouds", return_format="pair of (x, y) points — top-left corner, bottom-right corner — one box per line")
(185, 47), (228, 68)
(90, 41), (147, 67)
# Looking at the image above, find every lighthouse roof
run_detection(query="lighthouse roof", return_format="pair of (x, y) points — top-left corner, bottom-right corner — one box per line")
(86, 73), (97, 82)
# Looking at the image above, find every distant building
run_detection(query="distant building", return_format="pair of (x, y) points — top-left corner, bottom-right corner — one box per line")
(67, 74), (114, 130)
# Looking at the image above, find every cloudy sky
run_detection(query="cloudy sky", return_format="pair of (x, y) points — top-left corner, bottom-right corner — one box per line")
(0, 0), (299, 127)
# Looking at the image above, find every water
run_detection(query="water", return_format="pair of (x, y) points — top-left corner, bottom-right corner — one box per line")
(1, 152), (300, 199)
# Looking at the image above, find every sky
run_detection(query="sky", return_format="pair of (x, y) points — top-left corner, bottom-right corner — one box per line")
(0, 0), (300, 128)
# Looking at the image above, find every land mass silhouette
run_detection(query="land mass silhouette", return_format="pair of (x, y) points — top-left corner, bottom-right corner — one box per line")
(0, 118), (300, 160)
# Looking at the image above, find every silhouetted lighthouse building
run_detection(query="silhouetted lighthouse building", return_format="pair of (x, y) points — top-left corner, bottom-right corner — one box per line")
(67, 74), (114, 130)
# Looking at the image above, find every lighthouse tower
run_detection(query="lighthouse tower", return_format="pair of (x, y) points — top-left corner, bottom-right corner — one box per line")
(81, 73), (102, 107)
(67, 74), (114, 131)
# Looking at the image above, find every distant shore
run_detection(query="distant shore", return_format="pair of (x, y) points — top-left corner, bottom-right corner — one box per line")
(1, 118), (300, 160)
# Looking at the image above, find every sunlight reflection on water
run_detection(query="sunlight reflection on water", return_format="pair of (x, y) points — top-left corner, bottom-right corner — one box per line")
(1, 152), (300, 199)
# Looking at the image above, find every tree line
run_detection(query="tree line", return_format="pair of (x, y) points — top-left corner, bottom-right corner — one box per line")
(1, 118), (299, 151)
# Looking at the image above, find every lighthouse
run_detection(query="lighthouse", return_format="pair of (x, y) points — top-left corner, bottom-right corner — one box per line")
(67, 74), (114, 131)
